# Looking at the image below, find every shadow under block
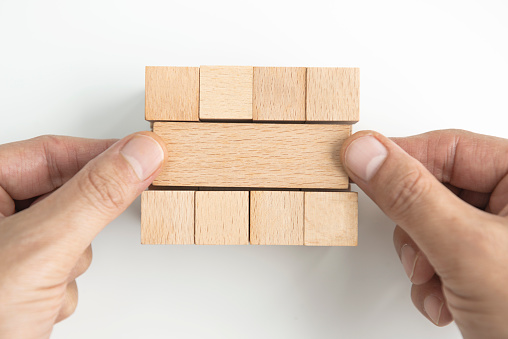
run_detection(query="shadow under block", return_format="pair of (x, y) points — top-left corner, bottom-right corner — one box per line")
(141, 190), (195, 244)
(195, 191), (249, 245)
(253, 67), (306, 121)
(145, 66), (200, 121)
(304, 192), (358, 246)
(199, 66), (253, 120)
(152, 122), (351, 189)
(250, 191), (304, 245)
(306, 67), (360, 122)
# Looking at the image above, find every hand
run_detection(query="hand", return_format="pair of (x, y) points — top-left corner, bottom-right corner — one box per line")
(0, 133), (166, 338)
(341, 129), (508, 338)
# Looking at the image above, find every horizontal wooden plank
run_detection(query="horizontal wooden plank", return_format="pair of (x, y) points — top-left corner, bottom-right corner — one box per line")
(152, 122), (350, 189)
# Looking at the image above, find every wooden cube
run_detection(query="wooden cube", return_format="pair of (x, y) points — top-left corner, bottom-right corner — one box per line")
(250, 191), (304, 245)
(199, 66), (253, 120)
(145, 66), (200, 121)
(306, 67), (359, 122)
(304, 192), (358, 246)
(141, 190), (195, 244)
(195, 191), (249, 245)
(253, 67), (306, 121)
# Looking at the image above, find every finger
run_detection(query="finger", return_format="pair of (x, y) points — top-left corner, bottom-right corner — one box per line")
(500, 204), (508, 218)
(68, 245), (92, 283)
(393, 226), (435, 285)
(411, 275), (453, 326)
(457, 189), (491, 211)
(6, 132), (166, 268)
(55, 280), (78, 323)
(0, 186), (14, 217)
(391, 130), (508, 195)
(340, 131), (486, 260)
(0, 135), (116, 200)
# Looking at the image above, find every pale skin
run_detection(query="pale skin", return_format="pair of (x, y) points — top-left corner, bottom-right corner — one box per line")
(0, 129), (507, 338)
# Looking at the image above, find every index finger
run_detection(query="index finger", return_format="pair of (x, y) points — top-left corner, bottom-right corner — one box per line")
(0, 135), (117, 200)
(391, 129), (508, 194)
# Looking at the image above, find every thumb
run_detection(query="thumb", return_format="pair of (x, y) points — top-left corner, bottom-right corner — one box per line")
(340, 131), (480, 258)
(16, 132), (166, 263)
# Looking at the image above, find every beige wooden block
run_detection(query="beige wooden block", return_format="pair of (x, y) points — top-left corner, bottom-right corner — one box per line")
(306, 67), (359, 122)
(152, 122), (350, 189)
(195, 191), (249, 245)
(145, 66), (200, 121)
(253, 67), (306, 121)
(250, 191), (304, 245)
(199, 66), (253, 120)
(304, 192), (358, 246)
(141, 190), (195, 244)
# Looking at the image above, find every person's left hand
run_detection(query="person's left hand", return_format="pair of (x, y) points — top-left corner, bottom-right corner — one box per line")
(0, 133), (166, 338)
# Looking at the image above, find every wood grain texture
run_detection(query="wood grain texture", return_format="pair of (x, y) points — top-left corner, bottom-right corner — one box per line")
(152, 122), (350, 189)
(145, 66), (200, 121)
(141, 190), (195, 244)
(195, 191), (249, 245)
(250, 191), (304, 245)
(306, 67), (359, 122)
(253, 67), (306, 121)
(199, 66), (253, 120)
(304, 192), (358, 246)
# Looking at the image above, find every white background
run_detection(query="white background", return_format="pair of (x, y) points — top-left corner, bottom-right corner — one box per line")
(1, 1), (507, 338)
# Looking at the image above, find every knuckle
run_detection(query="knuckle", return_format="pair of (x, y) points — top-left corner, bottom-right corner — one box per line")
(79, 246), (93, 272)
(60, 285), (78, 322)
(84, 245), (93, 266)
(35, 134), (62, 146)
(78, 168), (127, 212)
(388, 168), (432, 220)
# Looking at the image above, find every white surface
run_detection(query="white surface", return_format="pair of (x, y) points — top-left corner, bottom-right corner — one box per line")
(1, 1), (507, 338)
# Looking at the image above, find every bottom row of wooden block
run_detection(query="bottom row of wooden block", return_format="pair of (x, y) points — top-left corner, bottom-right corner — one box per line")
(141, 190), (358, 246)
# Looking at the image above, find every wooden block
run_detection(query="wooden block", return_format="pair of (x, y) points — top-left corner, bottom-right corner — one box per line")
(304, 192), (358, 246)
(145, 66), (199, 121)
(306, 67), (359, 122)
(253, 67), (306, 121)
(152, 122), (350, 189)
(141, 190), (195, 244)
(199, 66), (253, 120)
(195, 191), (249, 245)
(250, 191), (304, 245)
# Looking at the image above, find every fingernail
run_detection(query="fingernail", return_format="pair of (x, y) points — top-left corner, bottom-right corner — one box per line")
(345, 136), (388, 181)
(424, 295), (444, 325)
(120, 135), (165, 181)
(400, 244), (417, 281)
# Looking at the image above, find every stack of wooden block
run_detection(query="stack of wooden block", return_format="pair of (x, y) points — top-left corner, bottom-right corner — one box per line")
(142, 66), (359, 246)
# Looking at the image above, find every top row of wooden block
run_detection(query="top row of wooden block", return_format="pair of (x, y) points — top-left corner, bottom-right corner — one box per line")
(145, 66), (360, 122)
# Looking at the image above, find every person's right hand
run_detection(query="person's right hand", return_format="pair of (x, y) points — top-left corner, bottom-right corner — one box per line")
(341, 129), (508, 339)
